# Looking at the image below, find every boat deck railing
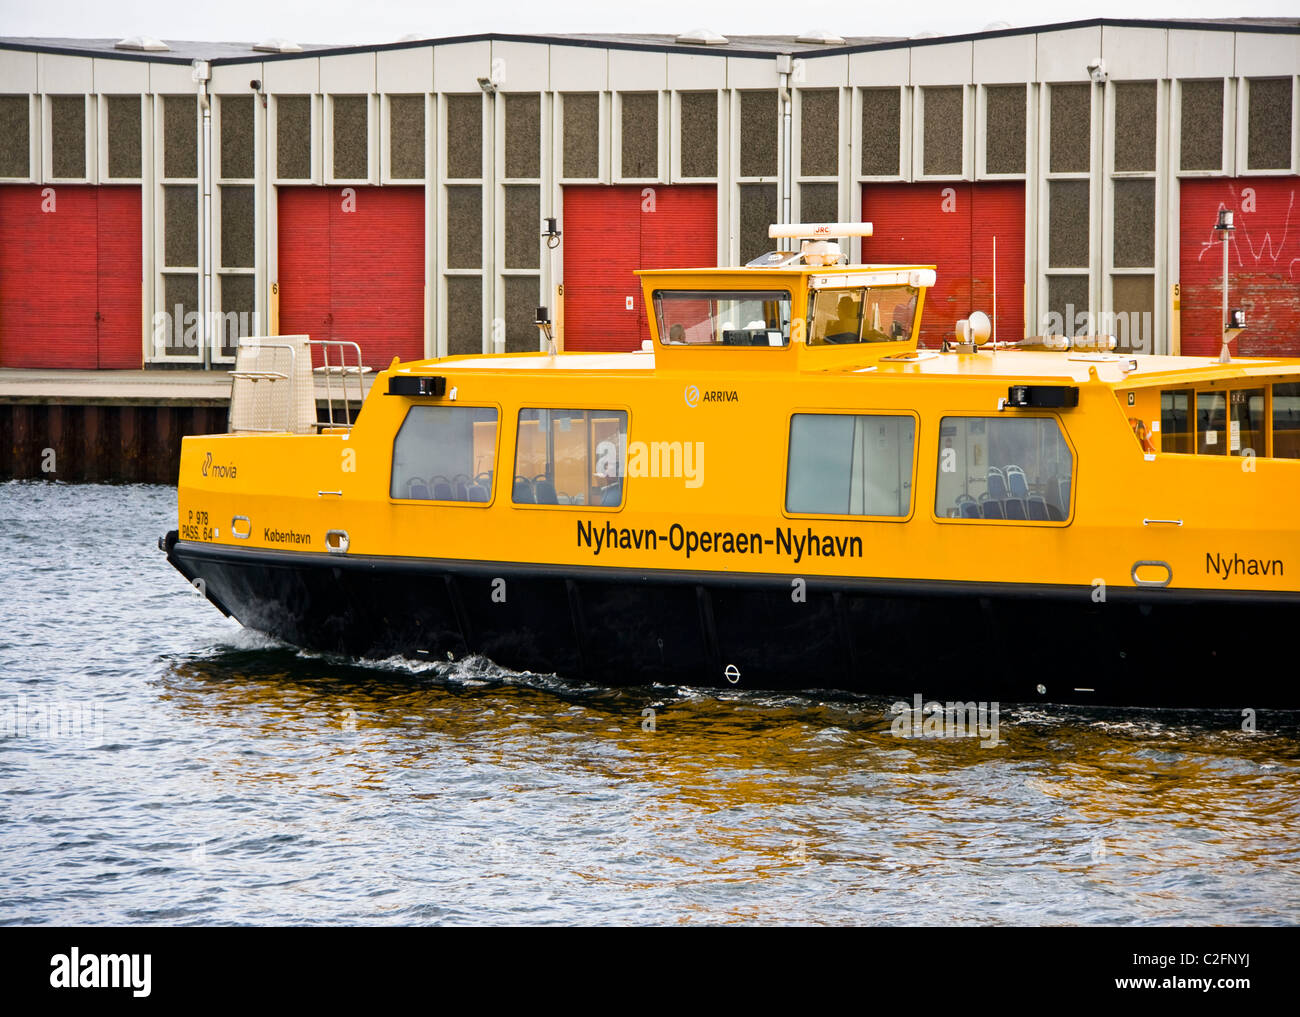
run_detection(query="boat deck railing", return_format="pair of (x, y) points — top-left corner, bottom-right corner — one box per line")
(311, 340), (371, 430)
(229, 336), (371, 435)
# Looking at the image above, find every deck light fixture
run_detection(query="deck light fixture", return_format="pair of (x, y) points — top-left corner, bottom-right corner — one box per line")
(388, 375), (446, 397)
(1215, 208), (1241, 363)
(1006, 385), (1080, 409)
(1221, 307), (1247, 365)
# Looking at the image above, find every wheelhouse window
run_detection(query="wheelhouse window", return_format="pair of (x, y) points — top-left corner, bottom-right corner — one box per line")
(807, 285), (918, 345)
(653, 290), (791, 347)
(514, 409), (629, 507)
(390, 405), (498, 502)
(787, 413), (915, 517)
(936, 416), (1073, 522)
(1275, 382), (1300, 459)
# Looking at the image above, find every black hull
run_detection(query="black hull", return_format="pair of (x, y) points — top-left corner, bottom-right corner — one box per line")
(162, 532), (1300, 708)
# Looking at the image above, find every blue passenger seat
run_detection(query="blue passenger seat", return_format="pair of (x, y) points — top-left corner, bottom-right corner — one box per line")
(978, 492), (1004, 519)
(956, 494), (980, 518)
(1006, 465), (1030, 501)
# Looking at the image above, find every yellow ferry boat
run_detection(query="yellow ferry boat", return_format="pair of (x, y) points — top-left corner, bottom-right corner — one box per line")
(161, 223), (1300, 707)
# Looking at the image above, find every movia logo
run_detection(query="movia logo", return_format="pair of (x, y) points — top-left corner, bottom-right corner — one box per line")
(684, 384), (738, 408)
(201, 451), (237, 479)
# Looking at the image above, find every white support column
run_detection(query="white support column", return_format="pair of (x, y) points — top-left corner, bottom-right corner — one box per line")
(715, 87), (730, 267)
(1153, 77), (1170, 355)
(425, 90), (438, 359)
(1088, 76), (1104, 332)
(254, 84), (268, 341)
(140, 92), (154, 362)
(541, 89), (557, 327)
(483, 88), (498, 354)
(196, 62), (213, 367)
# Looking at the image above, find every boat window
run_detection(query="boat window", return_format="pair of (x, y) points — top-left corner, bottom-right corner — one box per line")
(787, 413), (915, 517)
(1230, 388), (1265, 457)
(1275, 382), (1300, 459)
(653, 290), (791, 347)
(935, 416), (1073, 522)
(514, 408), (629, 508)
(390, 405), (499, 502)
(807, 285), (918, 345)
(1196, 390), (1227, 456)
(1159, 389), (1194, 453)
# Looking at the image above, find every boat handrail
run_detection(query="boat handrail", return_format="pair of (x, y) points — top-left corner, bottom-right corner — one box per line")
(229, 336), (369, 434)
(309, 339), (370, 430)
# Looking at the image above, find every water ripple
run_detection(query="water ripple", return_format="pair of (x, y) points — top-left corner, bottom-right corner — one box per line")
(1, 480), (1298, 925)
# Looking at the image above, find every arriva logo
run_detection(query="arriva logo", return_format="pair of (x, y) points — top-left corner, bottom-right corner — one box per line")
(201, 452), (237, 479)
(684, 384), (738, 407)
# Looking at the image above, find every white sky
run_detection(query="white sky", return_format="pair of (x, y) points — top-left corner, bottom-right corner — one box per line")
(0, 0), (1295, 46)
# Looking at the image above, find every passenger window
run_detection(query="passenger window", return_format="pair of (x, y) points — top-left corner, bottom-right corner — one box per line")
(786, 413), (915, 516)
(390, 405), (498, 502)
(1230, 388), (1265, 457)
(1275, 382), (1300, 459)
(1196, 390), (1227, 455)
(514, 409), (629, 507)
(935, 416), (1073, 522)
(1159, 389), (1194, 453)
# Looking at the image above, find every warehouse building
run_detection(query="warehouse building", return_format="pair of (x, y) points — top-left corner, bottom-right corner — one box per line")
(0, 17), (1297, 372)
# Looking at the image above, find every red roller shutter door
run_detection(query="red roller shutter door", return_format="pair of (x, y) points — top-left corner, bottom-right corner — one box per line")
(563, 185), (717, 352)
(637, 186), (720, 345)
(1179, 178), (1300, 358)
(862, 182), (1024, 348)
(278, 186), (424, 368)
(95, 187), (144, 368)
(0, 184), (141, 369)
(277, 187), (330, 360)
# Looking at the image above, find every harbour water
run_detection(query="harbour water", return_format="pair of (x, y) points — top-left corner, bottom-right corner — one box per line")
(2, 480), (1298, 925)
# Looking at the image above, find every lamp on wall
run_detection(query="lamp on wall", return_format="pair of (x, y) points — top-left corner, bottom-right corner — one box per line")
(542, 217), (561, 250)
(536, 306), (556, 356)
